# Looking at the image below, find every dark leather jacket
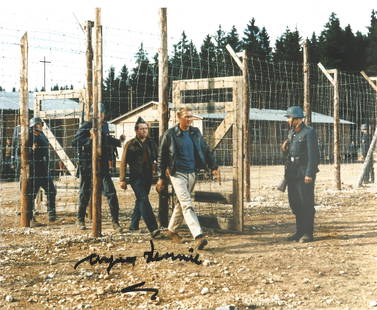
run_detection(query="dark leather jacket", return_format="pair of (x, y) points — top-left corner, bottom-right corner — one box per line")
(157, 125), (218, 179)
(285, 123), (320, 180)
(119, 137), (157, 182)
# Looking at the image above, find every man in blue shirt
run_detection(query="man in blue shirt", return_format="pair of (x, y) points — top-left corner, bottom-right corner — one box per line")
(157, 107), (220, 250)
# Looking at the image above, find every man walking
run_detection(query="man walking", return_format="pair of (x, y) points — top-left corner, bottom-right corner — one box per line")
(26, 117), (57, 223)
(360, 124), (374, 183)
(156, 107), (220, 250)
(281, 106), (319, 243)
(72, 104), (122, 232)
(119, 117), (160, 238)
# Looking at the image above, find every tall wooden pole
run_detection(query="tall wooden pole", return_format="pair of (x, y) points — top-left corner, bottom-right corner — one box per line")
(303, 40), (311, 126)
(85, 20), (94, 121)
(242, 50), (250, 202)
(333, 69), (341, 190)
(158, 7), (169, 227)
(20, 33), (29, 227)
(318, 63), (341, 190)
(92, 8), (103, 237)
(357, 71), (377, 187)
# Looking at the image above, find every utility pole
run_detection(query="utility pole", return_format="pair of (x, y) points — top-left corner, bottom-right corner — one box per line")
(40, 56), (51, 91)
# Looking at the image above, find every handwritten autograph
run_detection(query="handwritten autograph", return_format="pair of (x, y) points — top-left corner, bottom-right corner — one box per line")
(74, 240), (202, 300)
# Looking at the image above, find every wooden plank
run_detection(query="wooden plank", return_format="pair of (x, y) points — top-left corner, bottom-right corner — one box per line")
(317, 63), (335, 86)
(173, 76), (242, 91)
(360, 71), (377, 92)
(39, 110), (81, 119)
(357, 126), (377, 187)
(20, 32), (30, 227)
(226, 44), (243, 70)
(42, 123), (76, 176)
(35, 90), (83, 99)
(213, 112), (233, 148)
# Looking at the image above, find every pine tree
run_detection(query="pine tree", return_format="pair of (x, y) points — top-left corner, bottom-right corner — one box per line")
(241, 18), (271, 59)
(273, 28), (301, 62)
(199, 34), (217, 78)
(318, 13), (345, 69)
(366, 10), (377, 74)
(307, 33), (320, 65)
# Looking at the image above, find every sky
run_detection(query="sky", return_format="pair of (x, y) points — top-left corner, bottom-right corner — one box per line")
(0, 0), (376, 92)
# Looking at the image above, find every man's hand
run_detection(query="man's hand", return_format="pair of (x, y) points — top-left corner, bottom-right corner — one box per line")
(120, 181), (127, 190)
(32, 143), (38, 152)
(156, 178), (165, 193)
(304, 176), (313, 184)
(281, 139), (289, 152)
(212, 169), (221, 185)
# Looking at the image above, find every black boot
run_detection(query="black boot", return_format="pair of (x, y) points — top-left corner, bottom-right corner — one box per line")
(287, 215), (304, 241)
(299, 213), (314, 243)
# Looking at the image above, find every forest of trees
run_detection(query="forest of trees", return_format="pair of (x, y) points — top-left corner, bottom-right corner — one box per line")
(102, 11), (377, 120)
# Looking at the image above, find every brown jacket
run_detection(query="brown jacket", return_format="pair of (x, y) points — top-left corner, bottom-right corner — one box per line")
(119, 137), (157, 182)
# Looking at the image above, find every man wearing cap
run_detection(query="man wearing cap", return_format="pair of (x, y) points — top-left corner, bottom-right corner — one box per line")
(72, 104), (122, 231)
(119, 117), (160, 238)
(156, 107), (220, 250)
(26, 117), (57, 224)
(281, 106), (319, 243)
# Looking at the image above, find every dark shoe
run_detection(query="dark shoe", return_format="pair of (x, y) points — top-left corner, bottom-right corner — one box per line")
(166, 230), (183, 243)
(48, 215), (57, 222)
(287, 232), (303, 241)
(195, 235), (208, 250)
(77, 220), (86, 230)
(112, 222), (123, 233)
(129, 227), (139, 232)
(299, 234), (313, 243)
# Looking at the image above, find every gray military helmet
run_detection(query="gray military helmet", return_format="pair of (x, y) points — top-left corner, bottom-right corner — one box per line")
(29, 117), (44, 127)
(361, 124), (368, 130)
(284, 106), (304, 118)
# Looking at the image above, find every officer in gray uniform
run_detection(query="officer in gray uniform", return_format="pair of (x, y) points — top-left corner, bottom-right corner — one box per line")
(26, 117), (57, 223)
(72, 104), (122, 231)
(360, 124), (374, 183)
(281, 106), (319, 243)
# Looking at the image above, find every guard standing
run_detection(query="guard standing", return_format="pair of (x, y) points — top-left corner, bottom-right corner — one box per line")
(26, 117), (57, 223)
(281, 106), (319, 243)
(360, 124), (374, 183)
(72, 104), (122, 231)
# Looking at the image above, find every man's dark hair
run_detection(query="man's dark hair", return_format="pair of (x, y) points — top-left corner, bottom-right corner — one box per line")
(135, 117), (147, 130)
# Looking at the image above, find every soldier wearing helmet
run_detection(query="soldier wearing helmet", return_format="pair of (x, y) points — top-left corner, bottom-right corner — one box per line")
(72, 104), (122, 232)
(281, 106), (320, 243)
(26, 117), (57, 225)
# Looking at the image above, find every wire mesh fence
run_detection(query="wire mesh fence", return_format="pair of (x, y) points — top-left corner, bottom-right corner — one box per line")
(0, 13), (376, 232)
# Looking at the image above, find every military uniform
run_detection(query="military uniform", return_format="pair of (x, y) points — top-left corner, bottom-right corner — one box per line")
(26, 119), (57, 221)
(72, 120), (121, 228)
(283, 107), (320, 242)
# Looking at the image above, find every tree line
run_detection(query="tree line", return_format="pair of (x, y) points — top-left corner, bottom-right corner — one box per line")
(92, 11), (377, 120)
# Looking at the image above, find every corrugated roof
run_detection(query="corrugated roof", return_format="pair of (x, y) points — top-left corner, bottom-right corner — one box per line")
(198, 108), (354, 125)
(0, 92), (80, 110)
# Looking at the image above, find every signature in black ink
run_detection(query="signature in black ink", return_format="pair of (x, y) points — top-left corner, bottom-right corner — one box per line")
(121, 281), (159, 300)
(73, 253), (137, 274)
(144, 240), (202, 265)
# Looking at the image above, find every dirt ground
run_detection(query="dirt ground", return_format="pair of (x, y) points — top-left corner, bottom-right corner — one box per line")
(1, 163), (377, 310)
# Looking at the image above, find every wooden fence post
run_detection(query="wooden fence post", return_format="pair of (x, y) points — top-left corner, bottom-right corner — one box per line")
(303, 40), (311, 126)
(85, 20), (94, 122)
(317, 63), (341, 190)
(158, 7), (169, 228)
(92, 8), (103, 237)
(20, 32), (30, 227)
(242, 50), (250, 202)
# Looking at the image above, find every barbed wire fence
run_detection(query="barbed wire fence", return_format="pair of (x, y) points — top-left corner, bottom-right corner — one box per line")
(0, 9), (376, 233)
